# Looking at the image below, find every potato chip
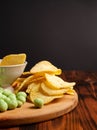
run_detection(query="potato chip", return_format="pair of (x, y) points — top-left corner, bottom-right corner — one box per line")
(14, 75), (45, 93)
(26, 82), (39, 94)
(28, 83), (63, 104)
(12, 77), (26, 89)
(14, 75), (34, 93)
(66, 89), (75, 95)
(0, 53), (26, 66)
(40, 82), (67, 96)
(20, 71), (33, 78)
(30, 60), (62, 75)
(44, 73), (76, 90)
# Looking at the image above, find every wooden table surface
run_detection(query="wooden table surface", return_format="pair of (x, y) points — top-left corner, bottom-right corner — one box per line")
(0, 71), (97, 130)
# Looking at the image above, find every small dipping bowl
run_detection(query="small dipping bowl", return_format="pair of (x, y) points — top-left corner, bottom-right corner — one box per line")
(0, 59), (27, 88)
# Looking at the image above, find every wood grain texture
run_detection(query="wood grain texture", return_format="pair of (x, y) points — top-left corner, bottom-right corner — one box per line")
(0, 71), (97, 130)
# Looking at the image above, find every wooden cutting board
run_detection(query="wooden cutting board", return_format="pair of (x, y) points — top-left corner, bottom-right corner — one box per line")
(0, 91), (78, 128)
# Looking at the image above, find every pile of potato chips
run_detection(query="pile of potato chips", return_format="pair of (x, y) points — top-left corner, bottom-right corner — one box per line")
(12, 60), (76, 105)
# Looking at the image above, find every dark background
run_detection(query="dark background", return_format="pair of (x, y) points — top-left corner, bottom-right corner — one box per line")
(1, 1), (97, 71)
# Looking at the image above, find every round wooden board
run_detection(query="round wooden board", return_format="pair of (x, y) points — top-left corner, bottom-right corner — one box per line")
(0, 91), (78, 128)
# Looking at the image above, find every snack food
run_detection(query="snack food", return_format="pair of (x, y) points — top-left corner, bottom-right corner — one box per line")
(0, 53), (26, 66)
(34, 98), (44, 108)
(12, 60), (76, 106)
(44, 73), (75, 90)
(27, 83), (63, 104)
(30, 60), (62, 75)
(40, 82), (67, 96)
(0, 87), (27, 112)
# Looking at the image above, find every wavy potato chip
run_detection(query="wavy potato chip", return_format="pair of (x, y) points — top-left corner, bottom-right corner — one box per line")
(26, 82), (39, 94)
(28, 83), (63, 104)
(0, 53), (26, 66)
(40, 82), (67, 96)
(44, 73), (76, 90)
(30, 60), (62, 75)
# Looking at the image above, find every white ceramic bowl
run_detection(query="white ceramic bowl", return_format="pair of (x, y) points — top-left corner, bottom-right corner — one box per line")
(0, 60), (27, 88)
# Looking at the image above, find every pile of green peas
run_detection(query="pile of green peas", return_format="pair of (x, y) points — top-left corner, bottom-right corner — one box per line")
(0, 87), (27, 112)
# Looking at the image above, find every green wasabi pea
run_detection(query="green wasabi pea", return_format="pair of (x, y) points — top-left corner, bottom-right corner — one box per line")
(16, 95), (26, 103)
(3, 96), (10, 104)
(8, 93), (17, 100)
(3, 89), (12, 96)
(34, 98), (44, 108)
(17, 100), (23, 107)
(16, 91), (27, 98)
(7, 98), (18, 110)
(3, 95), (18, 110)
(2, 94), (8, 100)
(9, 100), (18, 109)
(0, 99), (8, 112)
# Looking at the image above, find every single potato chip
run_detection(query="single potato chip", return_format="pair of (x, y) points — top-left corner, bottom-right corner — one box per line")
(29, 83), (63, 104)
(0, 53), (26, 66)
(40, 82), (67, 96)
(26, 82), (39, 94)
(30, 60), (62, 75)
(44, 73), (76, 90)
